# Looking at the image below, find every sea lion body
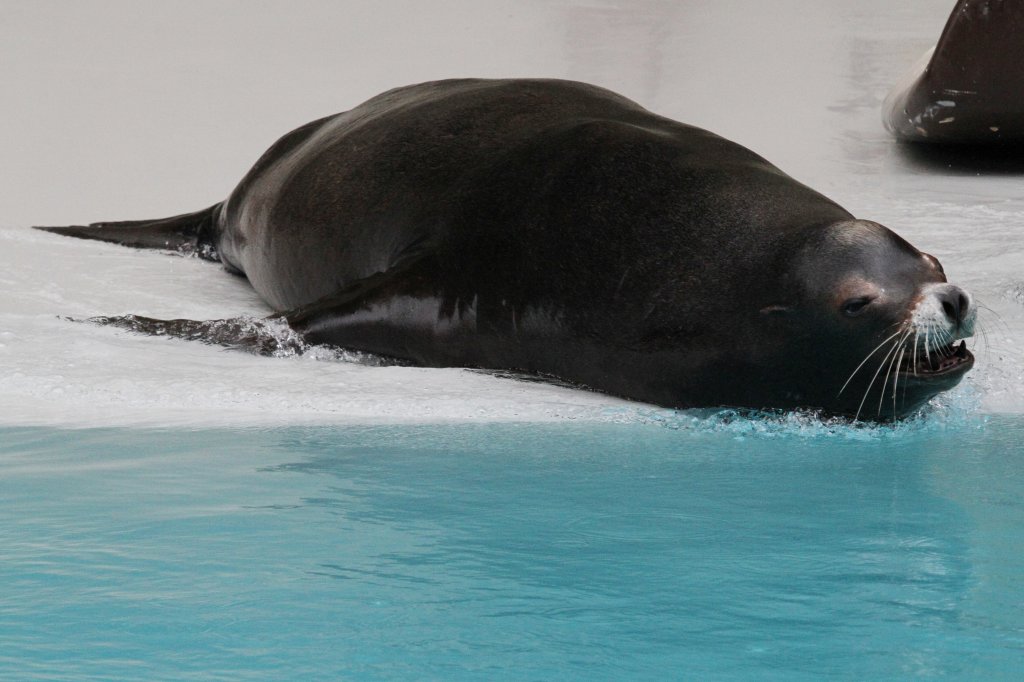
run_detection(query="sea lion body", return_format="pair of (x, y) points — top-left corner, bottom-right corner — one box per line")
(884, 0), (1024, 143)
(39, 79), (977, 419)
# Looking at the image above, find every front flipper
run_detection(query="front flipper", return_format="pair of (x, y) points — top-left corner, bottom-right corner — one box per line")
(281, 254), (469, 366)
(79, 252), (443, 364)
(86, 314), (305, 356)
(82, 313), (409, 366)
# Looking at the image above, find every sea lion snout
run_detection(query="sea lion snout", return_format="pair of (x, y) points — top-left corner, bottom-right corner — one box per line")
(934, 283), (975, 333)
(914, 282), (977, 339)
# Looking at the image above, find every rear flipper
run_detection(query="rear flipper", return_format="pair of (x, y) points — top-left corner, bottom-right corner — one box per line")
(35, 204), (222, 261)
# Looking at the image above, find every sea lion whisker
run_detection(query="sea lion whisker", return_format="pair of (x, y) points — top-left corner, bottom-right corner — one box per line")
(973, 300), (1007, 340)
(935, 328), (955, 355)
(889, 347), (906, 417)
(838, 329), (906, 397)
(855, 330), (907, 420)
(974, 319), (992, 362)
(912, 329), (920, 377)
(857, 333), (904, 420)
(876, 330), (912, 417)
(975, 301), (1002, 319)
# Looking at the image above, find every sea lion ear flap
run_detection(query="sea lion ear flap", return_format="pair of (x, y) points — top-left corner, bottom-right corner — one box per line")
(759, 304), (792, 316)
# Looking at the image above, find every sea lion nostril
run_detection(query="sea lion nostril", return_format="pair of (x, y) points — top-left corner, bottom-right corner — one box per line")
(937, 285), (968, 325)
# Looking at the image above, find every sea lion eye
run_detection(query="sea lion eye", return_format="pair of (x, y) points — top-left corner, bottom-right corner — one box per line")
(841, 296), (874, 317)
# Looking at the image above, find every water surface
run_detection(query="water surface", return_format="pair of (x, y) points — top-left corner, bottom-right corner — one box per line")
(3, 417), (1023, 680)
(3, 2), (1024, 679)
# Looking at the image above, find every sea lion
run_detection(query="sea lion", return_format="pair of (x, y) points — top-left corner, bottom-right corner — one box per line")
(884, 0), (1024, 143)
(37, 78), (976, 420)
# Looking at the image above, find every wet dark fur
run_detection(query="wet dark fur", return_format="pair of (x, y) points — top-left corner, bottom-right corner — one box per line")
(38, 79), (970, 418)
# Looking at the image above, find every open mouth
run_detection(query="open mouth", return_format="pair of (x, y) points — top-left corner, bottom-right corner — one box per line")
(897, 339), (973, 377)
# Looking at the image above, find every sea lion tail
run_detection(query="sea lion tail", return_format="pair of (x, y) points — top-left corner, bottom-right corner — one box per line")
(34, 204), (222, 261)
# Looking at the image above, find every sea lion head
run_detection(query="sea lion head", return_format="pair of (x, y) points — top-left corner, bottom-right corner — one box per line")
(760, 219), (975, 420)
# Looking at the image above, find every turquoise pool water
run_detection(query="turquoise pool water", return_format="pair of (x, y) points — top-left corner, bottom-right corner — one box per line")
(2, 415), (1023, 680)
